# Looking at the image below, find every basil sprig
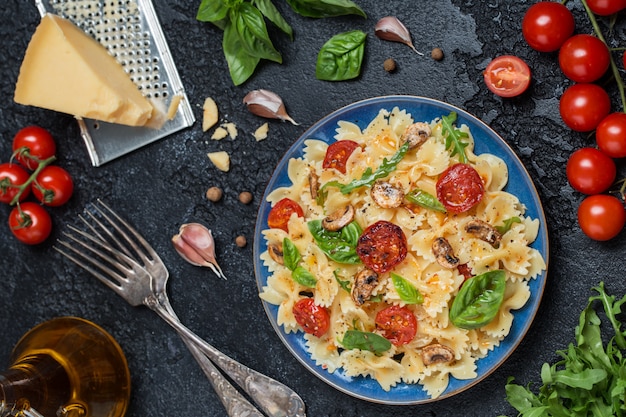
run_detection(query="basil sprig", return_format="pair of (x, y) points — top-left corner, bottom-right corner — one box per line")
(441, 112), (470, 164)
(339, 329), (391, 355)
(308, 220), (362, 264)
(449, 270), (506, 330)
(316, 30), (367, 81)
(391, 273), (423, 305)
(405, 188), (446, 213)
(286, 0), (366, 18)
(283, 238), (317, 287)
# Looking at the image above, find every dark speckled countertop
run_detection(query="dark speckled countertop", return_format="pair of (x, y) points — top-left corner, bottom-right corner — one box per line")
(2, 1), (626, 416)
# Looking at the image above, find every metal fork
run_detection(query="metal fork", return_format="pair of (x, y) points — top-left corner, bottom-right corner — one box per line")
(54, 200), (306, 417)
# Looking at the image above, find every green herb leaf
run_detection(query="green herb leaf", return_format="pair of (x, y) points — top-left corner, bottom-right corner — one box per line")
(254, 0), (293, 39)
(286, 0), (366, 18)
(231, 4), (282, 63)
(449, 269), (506, 329)
(405, 188), (446, 212)
(223, 21), (261, 86)
(316, 30), (366, 81)
(292, 266), (317, 287)
(333, 269), (351, 292)
(308, 220), (362, 264)
(282, 238), (301, 271)
(339, 329), (391, 354)
(197, 0), (229, 27)
(495, 216), (522, 235)
(441, 112), (470, 164)
(391, 273), (423, 304)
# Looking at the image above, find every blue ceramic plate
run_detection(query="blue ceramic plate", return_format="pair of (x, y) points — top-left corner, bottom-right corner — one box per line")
(253, 96), (549, 405)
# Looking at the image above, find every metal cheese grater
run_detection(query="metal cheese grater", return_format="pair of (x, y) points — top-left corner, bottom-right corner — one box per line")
(34, 0), (195, 166)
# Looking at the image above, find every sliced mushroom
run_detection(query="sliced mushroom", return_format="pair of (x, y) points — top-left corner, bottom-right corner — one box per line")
(351, 268), (379, 306)
(268, 243), (284, 265)
(432, 237), (459, 268)
(322, 204), (355, 231)
(401, 122), (432, 150)
(420, 343), (455, 365)
(370, 180), (404, 208)
(309, 168), (319, 200)
(465, 219), (502, 247)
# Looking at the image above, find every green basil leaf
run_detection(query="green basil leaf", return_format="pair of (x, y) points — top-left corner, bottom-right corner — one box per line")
(286, 0), (366, 18)
(441, 112), (470, 164)
(231, 3), (282, 63)
(405, 189), (446, 213)
(254, 0), (293, 39)
(449, 269), (506, 330)
(391, 273), (423, 305)
(339, 329), (391, 355)
(197, 0), (230, 25)
(333, 270), (351, 292)
(316, 30), (366, 81)
(308, 220), (362, 264)
(292, 266), (317, 287)
(282, 238), (301, 271)
(495, 216), (522, 235)
(222, 21), (261, 85)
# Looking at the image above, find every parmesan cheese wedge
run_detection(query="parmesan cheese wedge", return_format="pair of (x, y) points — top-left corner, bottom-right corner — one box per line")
(207, 151), (230, 172)
(14, 14), (156, 127)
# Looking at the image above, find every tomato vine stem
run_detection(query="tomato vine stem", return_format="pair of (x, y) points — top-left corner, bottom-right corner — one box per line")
(8, 155), (56, 206)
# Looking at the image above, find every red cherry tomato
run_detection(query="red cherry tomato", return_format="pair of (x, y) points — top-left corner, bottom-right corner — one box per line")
(577, 194), (625, 241)
(32, 165), (74, 207)
(522, 2), (575, 52)
(267, 198), (304, 232)
(559, 83), (611, 132)
(559, 35), (610, 83)
(375, 305), (418, 346)
(323, 140), (360, 174)
(596, 112), (626, 158)
(357, 220), (408, 274)
(566, 147), (616, 195)
(12, 126), (56, 170)
(483, 55), (531, 98)
(292, 298), (330, 337)
(587, 0), (626, 15)
(9, 202), (53, 245)
(436, 163), (485, 213)
(0, 162), (31, 204)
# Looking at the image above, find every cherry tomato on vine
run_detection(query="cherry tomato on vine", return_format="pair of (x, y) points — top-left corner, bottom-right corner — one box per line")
(267, 198), (304, 232)
(596, 112), (626, 158)
(559, 34), (610, 83)
(32, 165), (74, 207)
(375, 305), (418, 346)
(12, 126), (56, 170)
(559, 83), (611, 132)
(566, 147), (616, 195)
(586, 0), (626, 16)
(0, 162), (31, 204)
(292, 298), (330, 337)
(522, 2), (575, 52)
(483, 55), (531, 98)
(577, 194), (626, 241)
(8, 202), (53, 245)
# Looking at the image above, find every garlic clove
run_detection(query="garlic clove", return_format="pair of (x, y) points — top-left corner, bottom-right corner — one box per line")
(243, 89), (298, 125)
(374, 16), (423, 55)
(172, 223), (227, 279)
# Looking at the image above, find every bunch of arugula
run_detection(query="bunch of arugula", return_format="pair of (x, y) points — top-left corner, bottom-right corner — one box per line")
(504, 282), (626, 416)
(197, 0), (366, 85)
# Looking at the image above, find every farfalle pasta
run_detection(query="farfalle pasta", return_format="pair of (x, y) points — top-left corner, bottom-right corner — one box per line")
(258, 106), (546, 398)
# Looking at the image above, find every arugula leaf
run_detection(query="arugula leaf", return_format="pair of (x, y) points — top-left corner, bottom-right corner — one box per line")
(316, 30), (366, 81)
(449, 270), (506, 330)
(495, 216), (522, 235)
(339, 329), (391, 355)
(308, 220), (362, 264)
(286, 0), (366, 18)
(333, 269), (351, 292)
(441, 112), (470, 164)
(405, 188), (446, 213)
(391, 273), (423, 304)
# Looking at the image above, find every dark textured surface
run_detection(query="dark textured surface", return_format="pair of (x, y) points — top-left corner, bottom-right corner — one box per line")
(2, 1), (626, 416)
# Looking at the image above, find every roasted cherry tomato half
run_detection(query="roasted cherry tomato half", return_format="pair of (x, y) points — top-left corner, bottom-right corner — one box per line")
(0, 162), (31, 204)
(522, 2), (575, 52)
(559, 83), (611, 132)
(436, 163), (485, 213)
(566, 148), (616, 195)
(322, 140), (360, 174)
(375, 305), (418, 346)
(559, 34), (610, 83)
(357, 220), (408, 274)
(596, 112), (626, 158)
(292, 298), (330, 337)
(32, 165), (74, 206)
(9, 202), (53, 245)
(267, 198), (304, 232)
(12, 126), (56, 170)
(578, 194), (626, 241)
(586, 0), (626, 15)
(483, 55), (531, 98)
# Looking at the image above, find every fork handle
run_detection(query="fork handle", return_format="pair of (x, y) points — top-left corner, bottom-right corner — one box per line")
(148, 300), (306, 417)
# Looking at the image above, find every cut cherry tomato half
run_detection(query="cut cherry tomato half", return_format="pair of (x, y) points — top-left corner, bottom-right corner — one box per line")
(322, 140), (360, 174)
(436, 163), (485, 213)
(267, 198), (304, 232)
(356, 220), (407, 274)
(375, 305), (418, 346)
(484, 55), (531, 98)
(292, 298), (330, 337)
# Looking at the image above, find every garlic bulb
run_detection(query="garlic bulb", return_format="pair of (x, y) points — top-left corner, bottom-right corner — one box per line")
(172, 223), (227, 279)
(243, 89), (298, 125)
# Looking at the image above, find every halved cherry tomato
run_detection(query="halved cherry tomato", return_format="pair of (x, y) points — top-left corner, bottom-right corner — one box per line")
(9, 202), (53, 245)
(559, 34), (610, 83)
(375, 305), (417, 346)
(32, 165), (74, 207)
(566, 148), (616, 195)
(292, 298), (330, 337)
(436, 163), (484, 213)
(596, 112), (626, 158)
(483, 55), (531, 98)
(357, 220), (407, 274)
(587, 0), (626, 15)
(0, 162), (31, 204)
(559, 83), (611, 132)
(12, 126), (56, 170)
(578, 194), (626, 241)
(323, 140), (359, 174)
(267, 198), (304, 232)
(522, 2), (575, 52)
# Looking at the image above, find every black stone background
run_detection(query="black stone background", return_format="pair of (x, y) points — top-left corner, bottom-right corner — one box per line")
(2, 1), (626, 416)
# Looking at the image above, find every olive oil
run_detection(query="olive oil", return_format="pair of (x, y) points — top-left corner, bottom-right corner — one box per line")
(0, 317), (130, 417)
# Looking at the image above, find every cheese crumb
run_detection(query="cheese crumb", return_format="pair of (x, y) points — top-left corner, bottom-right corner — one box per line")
(167, 95), (182, 120)
(202, 97), (219, 131)
(253, 122), (269, 141)
(211, 126), (228, 140)
(207, 151), (230, 172)
(224, 122), (238, 139)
